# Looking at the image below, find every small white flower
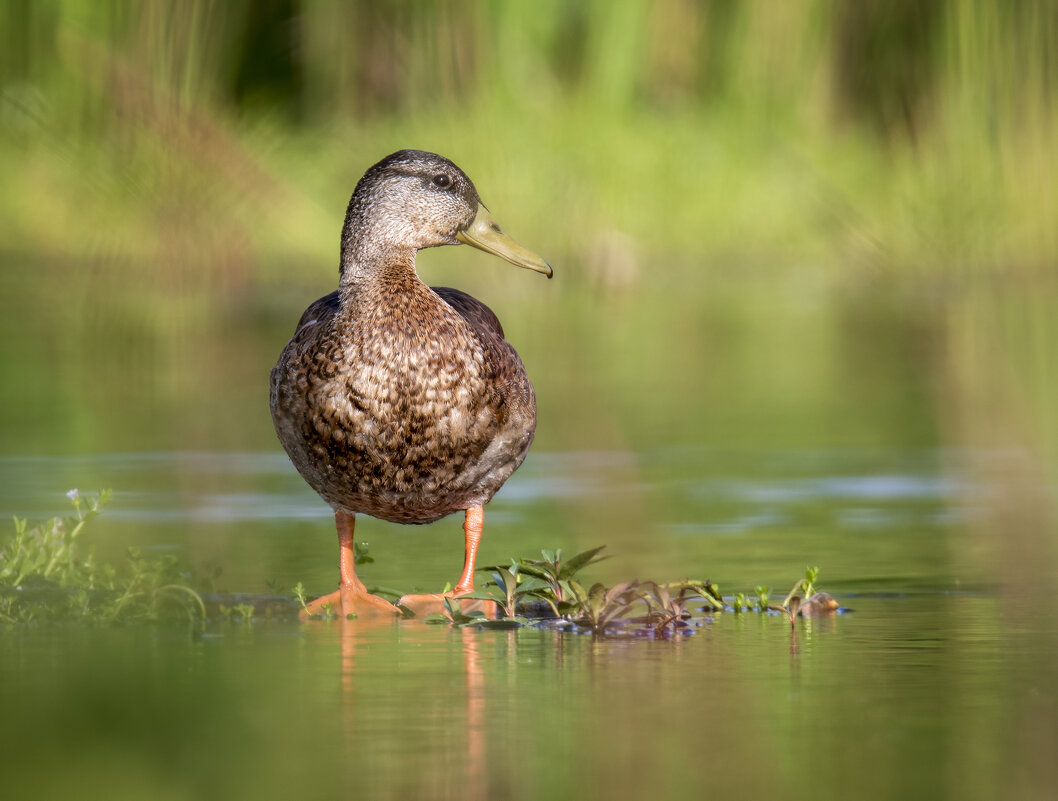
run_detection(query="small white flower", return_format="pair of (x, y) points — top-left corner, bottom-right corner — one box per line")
(66, 489), (80, 502)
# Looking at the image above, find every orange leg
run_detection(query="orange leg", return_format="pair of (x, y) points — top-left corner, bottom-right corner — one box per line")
(453, 505), (485, 594)
(301, 511), (400, 619)
(399, 505), (497, 619)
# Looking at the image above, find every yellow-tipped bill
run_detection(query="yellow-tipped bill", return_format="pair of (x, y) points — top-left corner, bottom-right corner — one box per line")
(456, 205), (553, 278)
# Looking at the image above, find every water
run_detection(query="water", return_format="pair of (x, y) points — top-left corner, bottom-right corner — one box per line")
(2, 591), (1049, 800)
(2, 264), (1057, 799)
(0, 446), (969, 597)
(1, 446), (1054, 800)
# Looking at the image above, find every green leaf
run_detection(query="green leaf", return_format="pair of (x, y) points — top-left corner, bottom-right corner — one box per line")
(604, 581), (634, 604)
(560, 546), (608, 579)
(513, 577), (546, 595)
(566, 579), (588, 604)
(457, 590), (501, 602)
(440, 597), (475, 624)
(489, 571), (509, 594)
(588, 582), (608, 611)
(514, 563), (555, 582)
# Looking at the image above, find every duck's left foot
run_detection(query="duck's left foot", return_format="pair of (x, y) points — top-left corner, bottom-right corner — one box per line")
(300, 584), (401, 620)
(398, 591), (499, 620)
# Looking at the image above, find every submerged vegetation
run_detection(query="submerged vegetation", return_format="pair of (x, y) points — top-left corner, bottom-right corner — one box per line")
(1, 491), (841, 636)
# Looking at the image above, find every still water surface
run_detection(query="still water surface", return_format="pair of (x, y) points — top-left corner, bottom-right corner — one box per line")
(2, 447), (1053, 800)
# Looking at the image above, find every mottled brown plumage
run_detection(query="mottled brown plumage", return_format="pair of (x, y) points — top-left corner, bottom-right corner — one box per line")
(269, 150), (551, 616)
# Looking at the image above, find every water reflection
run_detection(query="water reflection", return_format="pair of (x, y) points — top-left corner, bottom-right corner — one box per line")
(306, 604), (843, 800)
(2, 585), (1056, 799)
(314, 617), (495, 800)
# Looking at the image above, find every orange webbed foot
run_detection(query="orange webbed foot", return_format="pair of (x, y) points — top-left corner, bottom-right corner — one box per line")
(398, 506), (500, 620)
(398, 590), (499, 620)
(300, 583), (401, 620)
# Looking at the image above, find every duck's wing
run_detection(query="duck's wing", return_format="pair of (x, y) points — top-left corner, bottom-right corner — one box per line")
(270, 290), (342, 415)
(270, 290), (342, 416)
(292, 289), (341, 334)
(431, 286), (505, 339)
(431, 285), (535, 423)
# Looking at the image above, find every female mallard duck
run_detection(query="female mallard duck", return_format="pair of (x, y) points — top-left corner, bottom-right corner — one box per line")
(270, 150), (551, 617)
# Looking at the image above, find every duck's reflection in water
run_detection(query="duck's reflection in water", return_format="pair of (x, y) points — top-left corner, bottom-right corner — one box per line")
(328, 617), (491, 801)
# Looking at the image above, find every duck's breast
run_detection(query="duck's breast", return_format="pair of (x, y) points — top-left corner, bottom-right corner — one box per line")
(272, 284), (534, 523)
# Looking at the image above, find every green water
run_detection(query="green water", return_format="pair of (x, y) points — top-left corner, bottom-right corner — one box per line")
(3, 252), (1058, 799)
(1, 595), (1051, 800)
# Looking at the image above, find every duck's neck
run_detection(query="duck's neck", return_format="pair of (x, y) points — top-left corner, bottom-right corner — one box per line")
(338, 223), (422, 305)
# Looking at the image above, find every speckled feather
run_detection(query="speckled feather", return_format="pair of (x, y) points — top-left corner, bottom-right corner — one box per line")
(269, 151), (537, 525)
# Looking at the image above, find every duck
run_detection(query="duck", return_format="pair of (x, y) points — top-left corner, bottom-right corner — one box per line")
(270, 150), (551, 618)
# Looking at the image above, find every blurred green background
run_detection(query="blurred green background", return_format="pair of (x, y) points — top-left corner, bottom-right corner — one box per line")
(3, 3), (1058, 800)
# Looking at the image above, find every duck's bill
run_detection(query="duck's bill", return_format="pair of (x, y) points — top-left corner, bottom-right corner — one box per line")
(456, 205), (553, 279)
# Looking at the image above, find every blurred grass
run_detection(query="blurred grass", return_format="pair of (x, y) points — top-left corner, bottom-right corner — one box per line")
(1, 0), (1055, 281)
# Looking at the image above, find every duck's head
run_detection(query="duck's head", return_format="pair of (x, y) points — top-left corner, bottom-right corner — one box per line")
(341, 150), (552, 279)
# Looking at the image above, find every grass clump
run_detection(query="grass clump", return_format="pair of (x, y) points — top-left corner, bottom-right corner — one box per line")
(0, 490), (205, 625)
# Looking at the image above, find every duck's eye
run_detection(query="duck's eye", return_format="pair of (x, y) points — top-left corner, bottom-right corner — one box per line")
(432, 174), (451, 189)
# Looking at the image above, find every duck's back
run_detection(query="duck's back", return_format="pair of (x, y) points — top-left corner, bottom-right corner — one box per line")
(269, 283), (536, 524)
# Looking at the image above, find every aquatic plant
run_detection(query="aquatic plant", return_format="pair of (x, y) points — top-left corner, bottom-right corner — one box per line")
(0, 490), (205, 624)
(293, 581), (312, 614)
(755, 586), (771, 612)
(469, 546), (610, 618)
(424, 561), (538, 626)
(566, 580), (641, 634)
(510, 546), (609, 604)
(218, 602), (256, 624)
(634, 581), (702, 636)
(780, 567), (844, 622)
(1, 488), (112, 589)
(782, 566), (821, 608)
(407, 542), (824, 636)
(353, 541), (373, 565)
(478, 560), (524, 618)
